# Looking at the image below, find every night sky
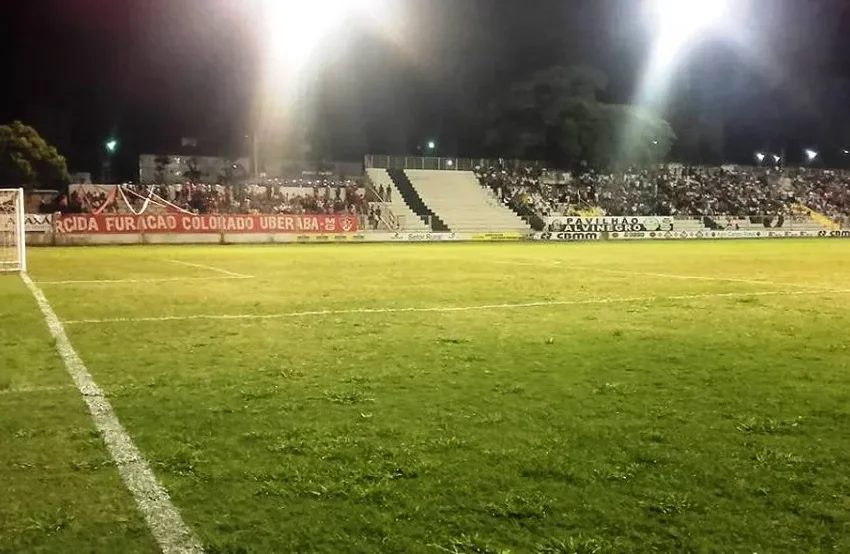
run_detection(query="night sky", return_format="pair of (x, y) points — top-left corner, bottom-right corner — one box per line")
(3, 0), (850, 180)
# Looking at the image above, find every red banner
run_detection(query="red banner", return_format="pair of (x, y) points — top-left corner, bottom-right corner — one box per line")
(54, 214), (359, 235)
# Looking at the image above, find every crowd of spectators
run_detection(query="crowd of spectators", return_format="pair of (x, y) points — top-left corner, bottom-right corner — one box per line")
(60, 178), (369, 216)
(479, 163), (850, 224)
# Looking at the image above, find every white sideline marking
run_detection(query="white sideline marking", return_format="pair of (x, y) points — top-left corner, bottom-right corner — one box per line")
(584, 267), (835, 290)
(36, 275), (248, 285)
(38, 276), (251, 285)
(166, 259), (253, 279)
(497, 260), (838, 291)
(21, 273), (205, 554)
(62, 288), (850, 326)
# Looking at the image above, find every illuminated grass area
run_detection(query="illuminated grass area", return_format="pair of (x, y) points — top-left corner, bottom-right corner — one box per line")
(3, 241), (850, 553)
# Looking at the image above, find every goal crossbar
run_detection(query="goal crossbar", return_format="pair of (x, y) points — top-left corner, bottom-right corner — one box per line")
(0, 188), (27, 273)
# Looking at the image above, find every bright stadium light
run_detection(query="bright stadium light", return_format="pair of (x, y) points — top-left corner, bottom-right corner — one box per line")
(646, 0), (732, 48)
(772, 154), (781, 164)
(755, 152), (765, 163)
(261, 0), (380, 74)
(805, 149), (819, 162)
(643, 0), (734, 74)
(635, 0), (735, 112)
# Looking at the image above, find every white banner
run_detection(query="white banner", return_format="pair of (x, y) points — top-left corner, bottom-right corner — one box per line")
(608, 229), (823, 240)
(388, 232), (465, 242)
(0, 213), (53, 233)
(818, 230), (850, 238)
(533, 232), (600, 241)
(546, 216), (674, 233)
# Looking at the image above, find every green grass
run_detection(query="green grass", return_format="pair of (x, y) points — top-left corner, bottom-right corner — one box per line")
(3, 241), (850, 553)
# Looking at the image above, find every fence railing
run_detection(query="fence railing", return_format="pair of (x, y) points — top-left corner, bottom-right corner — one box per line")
(364, 155), (546, 172)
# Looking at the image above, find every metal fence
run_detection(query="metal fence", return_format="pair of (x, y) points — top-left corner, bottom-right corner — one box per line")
(364, 155), (546, 172)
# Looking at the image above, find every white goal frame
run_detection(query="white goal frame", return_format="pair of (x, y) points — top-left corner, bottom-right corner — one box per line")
(0, 188), (27, 273)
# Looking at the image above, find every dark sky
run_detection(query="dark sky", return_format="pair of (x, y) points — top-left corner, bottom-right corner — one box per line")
(3, 0), (850, 179)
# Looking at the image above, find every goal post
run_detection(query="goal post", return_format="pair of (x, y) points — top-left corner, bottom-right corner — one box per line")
(0, 188), (27, 273)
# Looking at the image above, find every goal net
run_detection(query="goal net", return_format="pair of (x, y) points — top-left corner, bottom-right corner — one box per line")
(0, 188), (26, 273)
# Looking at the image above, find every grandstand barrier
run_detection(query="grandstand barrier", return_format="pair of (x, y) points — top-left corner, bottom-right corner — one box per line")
(532, 230), (826, 241)
(12, 213), (850, 245)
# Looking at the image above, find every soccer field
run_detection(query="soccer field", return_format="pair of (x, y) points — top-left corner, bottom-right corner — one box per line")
(3, 241), (850, 553)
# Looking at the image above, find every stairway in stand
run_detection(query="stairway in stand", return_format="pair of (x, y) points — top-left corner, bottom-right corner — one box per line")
(404, 170), (531, 233)
(386, 169), (451, 232)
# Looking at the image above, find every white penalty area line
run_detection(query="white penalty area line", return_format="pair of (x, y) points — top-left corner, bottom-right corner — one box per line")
(165, 259), (253, 279)
(21, 273), (204, 554)
(62, 288), (850, 326)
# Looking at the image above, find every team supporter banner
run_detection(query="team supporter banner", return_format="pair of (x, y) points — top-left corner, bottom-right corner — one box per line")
(546, 216), (674, 233)
(54, 214), (359, 235)
(0, 213), (53, 233)
(533, 232), (601, 241)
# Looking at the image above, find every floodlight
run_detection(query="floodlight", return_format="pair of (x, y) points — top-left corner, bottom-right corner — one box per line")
(635, 0), (735, 116)
(446, 160), (454, 167)
(843, 149), (849, 155)
(647, 0), (732, 46)
(261, 0), (380, 73)
(427, 141), (436, 150)
(772, 154), (781, 163)
(805, 149), (818, 162)
(105, 139), (118, 154)
(755, 152), (765, 163)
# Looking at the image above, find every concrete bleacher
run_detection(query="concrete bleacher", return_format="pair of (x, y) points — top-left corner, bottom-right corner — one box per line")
(365, 168), (430, 232)
(404, 170), (531, 233)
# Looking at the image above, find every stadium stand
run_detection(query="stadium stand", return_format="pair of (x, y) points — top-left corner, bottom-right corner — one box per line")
(402, 170), (532, 233)
(480, 164), (850, 229)
(49, 161), (850, 235)
(60, 181), (368, 216)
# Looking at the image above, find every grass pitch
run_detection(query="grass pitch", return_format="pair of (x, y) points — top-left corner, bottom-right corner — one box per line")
(3, 241), (850, 553)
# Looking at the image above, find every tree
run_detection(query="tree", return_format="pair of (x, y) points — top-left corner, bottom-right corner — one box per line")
(483, 66), (675, 169)
(0, 121), (70, 188)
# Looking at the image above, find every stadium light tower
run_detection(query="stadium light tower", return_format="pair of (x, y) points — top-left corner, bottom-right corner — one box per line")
(805, 149), (819, 162)
(253, 0), (387, 174)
